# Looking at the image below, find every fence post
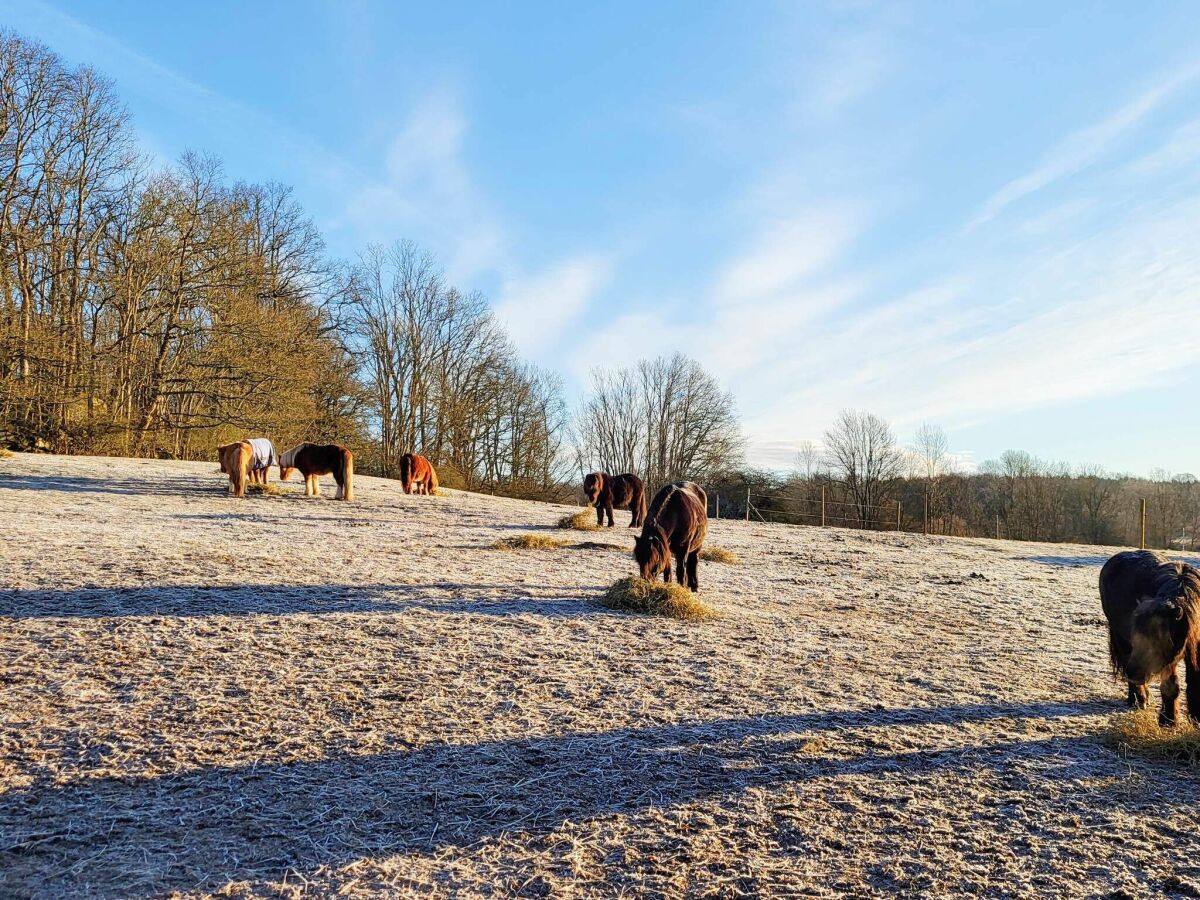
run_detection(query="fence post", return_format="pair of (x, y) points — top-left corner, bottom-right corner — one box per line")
(715, 495), (719, 519)
(923, 492), (929, 536)
(896, 501), (901, 532)
(1140, 498), (1147, 549)
(820, 485), (826, 527)
(995, 514), (1000, 540)
(745, 486), (750, 522)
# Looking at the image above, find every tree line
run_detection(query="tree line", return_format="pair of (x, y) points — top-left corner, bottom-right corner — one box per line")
(708, 415), (1198, 551)
(0, 32), (741, 499)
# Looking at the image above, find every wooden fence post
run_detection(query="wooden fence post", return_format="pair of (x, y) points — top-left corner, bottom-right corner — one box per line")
(923, 492), (929, 536)
(820, 485), (826, 527)
(995, 515), (1000, 540)
(715, 495), (719, 519)
(745, 487), (750, 522)
(1140, 498), (1147, 549)
(896, 500), (901, 532)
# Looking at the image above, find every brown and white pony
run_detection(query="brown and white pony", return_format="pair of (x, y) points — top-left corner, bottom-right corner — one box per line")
(634, 481), (708, 592)
(583, 472), (646, 527)
(279, 443), (354, 501)
(399, 453), (438, 495)
(217, 441), (253, 497)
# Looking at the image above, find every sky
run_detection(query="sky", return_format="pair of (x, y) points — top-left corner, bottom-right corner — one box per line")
(6, 1), (1200, 475)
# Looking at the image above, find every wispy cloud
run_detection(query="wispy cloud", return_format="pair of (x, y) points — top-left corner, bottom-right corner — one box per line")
(967, 58), (1200, 229)
(494, 255), (612, 357)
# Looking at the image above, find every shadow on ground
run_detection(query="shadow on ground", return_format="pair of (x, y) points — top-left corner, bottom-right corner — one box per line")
(0, 699), (1119, 898)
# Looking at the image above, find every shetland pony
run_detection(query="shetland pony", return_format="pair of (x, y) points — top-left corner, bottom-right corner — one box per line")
(279, 443), (354, 501)
(246, 437), (277, 485)
(583, 472), (646, 527)
(217, 441), (253, 497)
(634, 481), (708, 592)
(399, 453), (438, 495)
(1101, 549), (1200, 725)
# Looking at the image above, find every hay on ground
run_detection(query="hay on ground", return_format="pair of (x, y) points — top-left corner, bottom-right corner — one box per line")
(573, 540), (626, 551)
(247, 482), (286, 496)
(1108, 709), (1200, 765)
(700, 546), (740, 565)
(491, 534), (571, 550)
(601, 576), (717, 621)
(558, 509), (599, 531)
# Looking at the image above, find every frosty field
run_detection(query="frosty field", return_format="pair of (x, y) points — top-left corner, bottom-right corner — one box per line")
(2, 454), (1199, 898)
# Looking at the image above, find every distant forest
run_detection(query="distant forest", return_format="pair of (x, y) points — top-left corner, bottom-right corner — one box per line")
(0, 32), (1185, 549)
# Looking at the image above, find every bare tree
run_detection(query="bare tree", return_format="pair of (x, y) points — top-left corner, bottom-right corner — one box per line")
(823, 410), (902, 526)
(575, 353), (743, 490)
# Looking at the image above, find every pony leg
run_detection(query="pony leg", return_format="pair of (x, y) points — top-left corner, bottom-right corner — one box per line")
(1186, 658), (1200, 724)
(595, 504), (604, 527)
(1128, 680), (1149, 709)
(311, 476), (321, 497)
(335, 477), (344, 500)
(606, 500), (615, 528)
(675, 553), (687, 587)
(1160, 668), (1181, 727)
(686, 552), (700, 592)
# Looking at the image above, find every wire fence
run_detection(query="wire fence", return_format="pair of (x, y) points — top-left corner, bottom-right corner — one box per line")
(712, 487), (1167, 550)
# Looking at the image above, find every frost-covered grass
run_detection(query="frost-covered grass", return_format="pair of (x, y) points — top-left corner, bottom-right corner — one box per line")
(0, 452), (1192, 898)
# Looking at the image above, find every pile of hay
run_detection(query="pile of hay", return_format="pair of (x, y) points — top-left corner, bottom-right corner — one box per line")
(247, 482), (286, 496)
(491, 534), (570, 551)
(601, 576), (717, 622)
(700, 546), (740, 565)
(558, 509), (599, 531)
(1108, 709), (1200, 765)
(0, 447), (13, 459)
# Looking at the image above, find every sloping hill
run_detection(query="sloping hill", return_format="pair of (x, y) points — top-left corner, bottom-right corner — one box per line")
(0, 453), (1196, 898)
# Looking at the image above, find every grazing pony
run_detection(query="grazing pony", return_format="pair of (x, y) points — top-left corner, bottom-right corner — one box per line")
(1100, 549), (1200, 725)
(279, 443), (354, 501)
(634, 481), (708, 592)
(399, 453), (438, 495)
(583, 471), (646, 528)
(246, 437), (278, 485)
(217, 441), (253, 497)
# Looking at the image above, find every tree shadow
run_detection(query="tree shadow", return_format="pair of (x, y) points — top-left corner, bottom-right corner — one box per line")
(0, 700), (1120, 898)
(0, 471), (218, 499)
(0, 583), (608, 620)
(1024, 554), (1111, 568)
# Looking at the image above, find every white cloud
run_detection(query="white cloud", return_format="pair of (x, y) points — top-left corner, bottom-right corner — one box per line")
(494, 255), (612, 356)
(713, 208), (863, 303)
(967, 58), (1200, 229)
(802, 30), (892, 117)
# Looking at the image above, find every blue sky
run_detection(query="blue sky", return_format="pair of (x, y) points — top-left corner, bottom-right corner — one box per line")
(7, 1), (1200, 475)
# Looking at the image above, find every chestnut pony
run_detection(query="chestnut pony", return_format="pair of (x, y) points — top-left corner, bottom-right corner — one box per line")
(399, 453), (438, 495)
(583, 471), (646, 527)
(1101, 549), (1200, 726)
(634, 480), (708, 592)
(279, 442), (355, 501)
(216, 441), (253, 497)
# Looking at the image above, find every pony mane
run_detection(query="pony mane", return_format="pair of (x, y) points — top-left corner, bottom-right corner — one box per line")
(1155, 561), (1200, 666)
(280, 443), (308, 468)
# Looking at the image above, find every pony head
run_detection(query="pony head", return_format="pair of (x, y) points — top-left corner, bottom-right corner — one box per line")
(634, 526), (670, 581)
(1127, 593), (1191, 682)
(278, 444), (302, 482)
(583, 472), (604, 506)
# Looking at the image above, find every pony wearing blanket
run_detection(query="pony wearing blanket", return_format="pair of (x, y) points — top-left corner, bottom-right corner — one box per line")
(246, 437), (278, 485)
(217, 441), (253, 497)
(279, 443), (354, 501)
(399, 453), (438, 495)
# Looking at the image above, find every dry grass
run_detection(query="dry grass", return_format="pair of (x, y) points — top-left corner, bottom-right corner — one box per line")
(573, 540), (626, 551)
(557, 508), (599, 530)
(0, 447), (13, 459)
(491, 533), (571, 551)
(1108, 709), (1200, 764)
(600, 576), (718, 622)
(699, 546), (740, 565)
(247, 482), (286, 496)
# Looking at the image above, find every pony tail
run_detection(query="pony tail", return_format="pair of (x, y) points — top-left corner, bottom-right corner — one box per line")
(342, 449), (354, 502)
(429, 464), (439, 496)
(400, 454), (411, 493)
(637, 483), (648, 525)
